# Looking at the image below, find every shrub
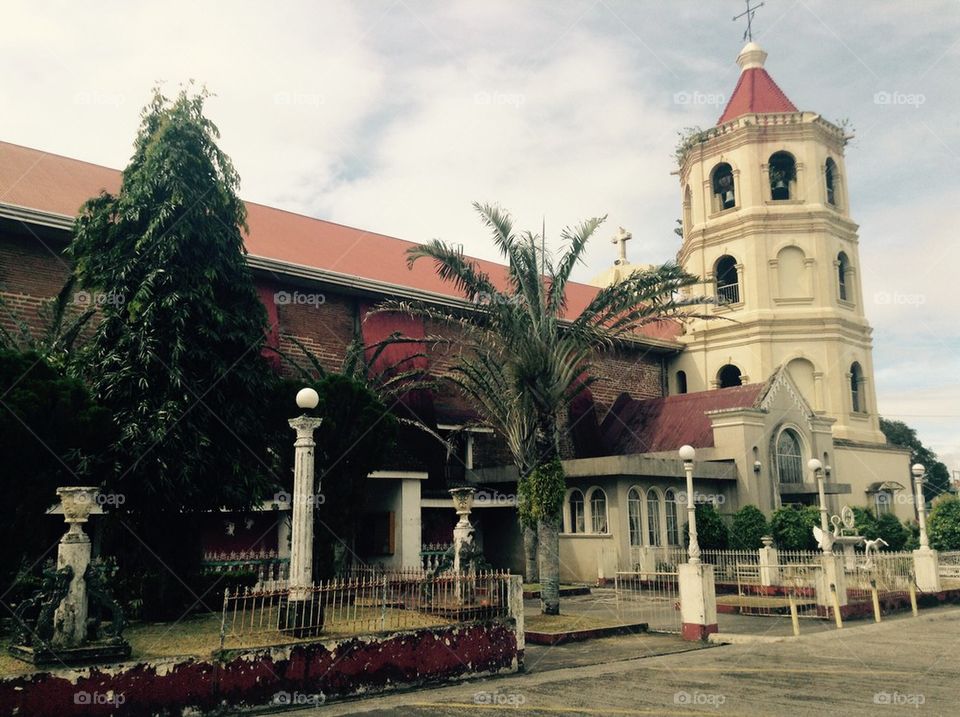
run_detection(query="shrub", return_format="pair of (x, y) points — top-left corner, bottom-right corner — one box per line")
(684, 503), (729, 550)
(929, 497), (960, 550)
(729, 505), (768, 550)
(851, 507), (879, 540)
(875, 513), (911, 551)
(770, 505), (820, 550)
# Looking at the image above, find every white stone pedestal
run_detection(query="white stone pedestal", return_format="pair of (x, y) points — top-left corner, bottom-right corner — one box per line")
(51, 525), (91, 649)
(815, 554), (847, 619)
(678, 563), (717, 641)
(758, 545), (779, 587)
(913, 549), (941, 593)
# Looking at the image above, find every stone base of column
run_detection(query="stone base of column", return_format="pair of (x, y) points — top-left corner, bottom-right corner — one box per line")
(279, 596), (324, 637)
(8, 640), (131, 666)
(678, 563), (718, 642)
(815, 554), (847, 619)
(51, 530), (91, 649)
(913, 548), (941, 593)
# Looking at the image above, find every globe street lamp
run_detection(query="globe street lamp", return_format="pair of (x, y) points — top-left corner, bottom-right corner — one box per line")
(912, 463), (930, 551)
(809, 458), (829, 544)
(285, 387), (322, 633)
(679, 445), (700, 565)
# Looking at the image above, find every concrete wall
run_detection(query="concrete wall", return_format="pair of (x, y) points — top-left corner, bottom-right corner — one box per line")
(834, 443), (913, 522)
(0, 620), (521, 717)
(363, 476), (423, 569)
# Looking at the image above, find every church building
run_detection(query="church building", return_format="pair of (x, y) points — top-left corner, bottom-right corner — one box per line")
(0, 42), (911, 583)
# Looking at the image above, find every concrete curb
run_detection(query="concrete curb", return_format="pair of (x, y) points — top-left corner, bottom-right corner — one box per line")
(525, 622), (648, 646)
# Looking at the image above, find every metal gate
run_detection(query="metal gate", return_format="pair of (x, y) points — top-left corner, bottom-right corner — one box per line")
(726, 562), (821, 619)
(614, 571), (681, 634)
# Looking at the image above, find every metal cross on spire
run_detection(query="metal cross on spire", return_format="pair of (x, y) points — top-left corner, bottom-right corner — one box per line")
(733, 0), (764, 42)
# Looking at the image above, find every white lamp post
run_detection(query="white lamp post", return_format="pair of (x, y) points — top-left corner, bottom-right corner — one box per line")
(286, 388), (322, 627)
(913, 463), (930, 551)
(809, 458), (829, 549)
(679, 445), (700, 565)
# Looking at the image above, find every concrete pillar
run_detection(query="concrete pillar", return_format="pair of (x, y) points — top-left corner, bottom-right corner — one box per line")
(51, 524), (92, 649)
(288, 415), (322, 599)
(913, 549), (941, 593)
(815, 554), (847, 616)
(758, 538), (779, 587)
(399, 478), (422, 569)
(277, 514), (291, 561)
(678, 563), (718, 641)
(507, 575), (525, 659)
(840, 542), (858, 571)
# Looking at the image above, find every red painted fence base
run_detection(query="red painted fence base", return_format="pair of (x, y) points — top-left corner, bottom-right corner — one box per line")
(0, 620), (520, 717)
(681, 622), (718, 641)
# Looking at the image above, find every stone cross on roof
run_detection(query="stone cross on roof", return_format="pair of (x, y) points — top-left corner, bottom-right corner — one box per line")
(612, 227), (632, 265)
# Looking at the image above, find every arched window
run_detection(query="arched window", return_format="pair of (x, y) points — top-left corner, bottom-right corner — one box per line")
(837, 252), (850, 302)
(776, 429), (804, 484)
(711, 163), (736, 210)
(850, 362), (864, 413)
(664, 489), (680, 546)
(568, 489), (585, 533)
(646, 489), (662, 547)
(589, 489), (608, 533)
(676, 370), (688, 395)
(715, 255), (740, 304)
(683, 185), (693, 236)
(825, 158), (838, 205)
(717, 364), (742, 388)
(768, 151), (796, 200)
(627, 488), (643, 547)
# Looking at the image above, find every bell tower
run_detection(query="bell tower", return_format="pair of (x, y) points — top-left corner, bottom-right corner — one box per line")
(670, 41), (885, 444)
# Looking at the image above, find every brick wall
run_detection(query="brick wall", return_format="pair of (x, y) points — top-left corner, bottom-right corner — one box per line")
(0, 228), (670, 471)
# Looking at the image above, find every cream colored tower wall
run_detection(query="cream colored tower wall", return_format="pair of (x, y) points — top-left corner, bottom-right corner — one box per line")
(670, 47), (884, 445)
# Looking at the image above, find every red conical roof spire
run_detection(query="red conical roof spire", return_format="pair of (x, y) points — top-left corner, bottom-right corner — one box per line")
(717, 42), (797, 124)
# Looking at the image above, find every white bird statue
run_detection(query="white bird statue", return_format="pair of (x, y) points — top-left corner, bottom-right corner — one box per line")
(864, 537), (888, 559)
(813, 525), (834, 552)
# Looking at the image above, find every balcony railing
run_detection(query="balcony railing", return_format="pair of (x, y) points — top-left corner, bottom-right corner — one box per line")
(716, 282), (740, 305)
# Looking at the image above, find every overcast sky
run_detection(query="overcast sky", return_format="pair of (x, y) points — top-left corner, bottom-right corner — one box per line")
(2, 0), (958, 472)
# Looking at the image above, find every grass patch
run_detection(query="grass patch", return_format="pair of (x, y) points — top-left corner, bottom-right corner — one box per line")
(0, 607), (460, 676)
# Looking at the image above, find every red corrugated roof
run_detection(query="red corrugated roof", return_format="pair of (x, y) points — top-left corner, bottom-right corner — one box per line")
(601, 384), (765, 454)
(0, 141), (679, 340)
(717, 67), (797, 124)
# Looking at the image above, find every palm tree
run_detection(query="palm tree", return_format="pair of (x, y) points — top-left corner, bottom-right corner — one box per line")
(0, 276), (95, 372)
(384, 203), (706, 614)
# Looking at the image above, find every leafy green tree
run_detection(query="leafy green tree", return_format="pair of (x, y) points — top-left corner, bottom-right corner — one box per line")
(69, 87), (277, 617)
(0, 350), (113, 587)
(875, 513), (910, 551)
(770, 505), (820, 550)
(729, 505), (768, 550)
(684, 503), (729, 550)
(929, 497), (960, 550)
(881, 418), (951, 503)
(391, 204), (704, 613)
(851, 507), (879, 540)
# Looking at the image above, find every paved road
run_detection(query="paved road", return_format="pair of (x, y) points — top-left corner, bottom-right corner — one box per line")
(296, 605), (960, 716)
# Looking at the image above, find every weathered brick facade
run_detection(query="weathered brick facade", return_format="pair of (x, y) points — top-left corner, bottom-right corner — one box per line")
(0, 224), (674, 473)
